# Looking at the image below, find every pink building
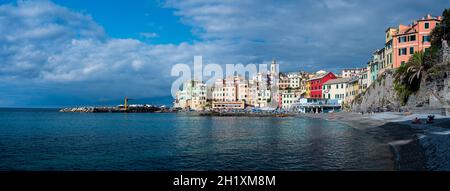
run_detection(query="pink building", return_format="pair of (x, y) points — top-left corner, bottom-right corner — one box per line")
(392, 14), (442, 68)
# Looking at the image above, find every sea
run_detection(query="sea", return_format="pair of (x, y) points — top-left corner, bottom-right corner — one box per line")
(0, 108), (419, 171)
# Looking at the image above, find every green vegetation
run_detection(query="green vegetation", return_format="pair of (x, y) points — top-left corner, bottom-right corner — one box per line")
(393, 82), (413, 106)
(393, 8), (450, 105)
(430, 8), (450, 52)
(394, 53), (423, 105)
(342, 103), (351, 110)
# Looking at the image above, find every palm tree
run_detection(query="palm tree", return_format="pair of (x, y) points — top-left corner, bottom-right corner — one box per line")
(406, 51), (425, 84)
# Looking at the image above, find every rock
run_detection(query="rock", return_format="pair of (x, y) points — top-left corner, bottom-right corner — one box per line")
(353, 40), (450, 114)
(351, 70), (400, 112)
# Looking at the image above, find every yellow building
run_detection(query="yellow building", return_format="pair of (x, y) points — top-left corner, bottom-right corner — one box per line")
(344, 78), (360, 105)
(305, 80), (311, 98)
(383, 27), (398, 72)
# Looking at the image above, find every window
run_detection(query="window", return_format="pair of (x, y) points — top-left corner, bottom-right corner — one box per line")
(398, 36), (407, 43)
(425, 22), (429, 29)
(410, 35), (416, 41)
(399, 48), (407, 55)
(336, 84), (339, 89)
(410, 47), (414, 54)
(341, 84), (344, 89)
(423, 36), (430, 42)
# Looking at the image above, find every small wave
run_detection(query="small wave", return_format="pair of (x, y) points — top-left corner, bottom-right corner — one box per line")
(389, 139), (413, 146)
(417, 134), (427, 140)
(428, 130), (450, 135)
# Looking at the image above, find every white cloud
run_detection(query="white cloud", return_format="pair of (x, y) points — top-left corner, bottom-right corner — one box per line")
(0, 0), (449, 106)
(140, 32), (159, 38)
(165, 0), (449, 72)
(0, 0), (205, 104)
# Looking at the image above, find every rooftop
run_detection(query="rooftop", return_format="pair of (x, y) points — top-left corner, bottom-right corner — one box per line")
(323, 78), (352, 85)
(395, 14), (442, 36)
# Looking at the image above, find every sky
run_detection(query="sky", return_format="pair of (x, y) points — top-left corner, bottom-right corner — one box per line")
(0, 0), (449, 107)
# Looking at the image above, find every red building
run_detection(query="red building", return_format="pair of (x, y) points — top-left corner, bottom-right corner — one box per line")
(307, 72), (337, 98)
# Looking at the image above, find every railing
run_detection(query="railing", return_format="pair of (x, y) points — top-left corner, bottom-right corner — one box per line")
(291, 102), (341, 107)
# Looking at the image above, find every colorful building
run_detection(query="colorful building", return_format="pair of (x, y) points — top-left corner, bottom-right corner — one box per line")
(341, 68), (365, 78)
(280, 89), (297, 109)
(368, 48), (384, 85)
(384, 27), (398, 70)
(307, 72), (337, 98)
(248, 73), (272, 108)
(393, 14), (442, 68)
(322, 78), (350, 103)
(291, 98), (341, 113)
(212, 76), (248, 103)
(305, 80), (311, 98)
(344, 77), (360, 105)
(174, 80), (207, 110)
(278, 74), (290, 89)
(359, 68), (369, 93)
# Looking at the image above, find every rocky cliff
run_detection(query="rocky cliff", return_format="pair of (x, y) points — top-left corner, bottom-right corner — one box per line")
(352, 40), (450, 115)
(351, 70), (401, 112)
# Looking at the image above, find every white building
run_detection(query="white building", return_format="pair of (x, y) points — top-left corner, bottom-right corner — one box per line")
(248, 77), (272, 108)
(281, 90), (297, 110)
(359, 68), (369, 93)
(341, 68), (365, 78)
(277, 71), (309, 109)
(322, 78), (351, 104)
(212, 76), (249, 103)
(286, 72), (308, 89)
(174, 80), (207, 110)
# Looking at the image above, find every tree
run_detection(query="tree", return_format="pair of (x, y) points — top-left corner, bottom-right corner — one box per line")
(425, 8), (450, 67)
(406, 51), (425, 84)
(393, 52), (425, 105)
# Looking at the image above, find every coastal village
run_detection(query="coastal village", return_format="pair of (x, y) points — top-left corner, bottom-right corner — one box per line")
(173, 14), (448, 115)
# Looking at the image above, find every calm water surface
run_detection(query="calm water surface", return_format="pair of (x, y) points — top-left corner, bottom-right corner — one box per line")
(0, 108), (414, 170)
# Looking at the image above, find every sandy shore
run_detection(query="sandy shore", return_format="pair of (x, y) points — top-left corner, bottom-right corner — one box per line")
(305, 112), (450, 171)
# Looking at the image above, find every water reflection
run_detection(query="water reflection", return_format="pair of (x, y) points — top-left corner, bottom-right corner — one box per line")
(0, 111), (413, 170)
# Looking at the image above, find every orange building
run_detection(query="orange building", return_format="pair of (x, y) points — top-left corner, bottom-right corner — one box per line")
(392, 14), (442, 68)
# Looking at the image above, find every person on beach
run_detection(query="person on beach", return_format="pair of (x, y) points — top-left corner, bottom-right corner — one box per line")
(426, 115), (435, 124)
(412, 117), (421, 124)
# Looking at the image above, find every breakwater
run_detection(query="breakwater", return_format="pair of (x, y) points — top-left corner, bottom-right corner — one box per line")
(59, 105), (174, 113)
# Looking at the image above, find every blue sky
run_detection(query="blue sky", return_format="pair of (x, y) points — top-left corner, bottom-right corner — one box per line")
(52, 0), (196, 44)
(0, 0), (449, 107)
